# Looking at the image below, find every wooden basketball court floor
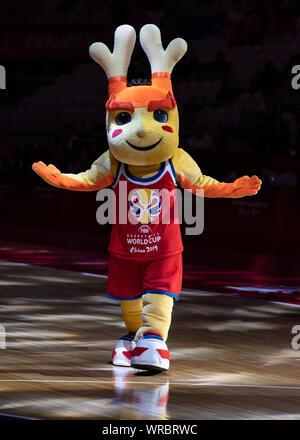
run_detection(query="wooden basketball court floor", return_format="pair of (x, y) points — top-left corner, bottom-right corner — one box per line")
(1, 259), (300, 420)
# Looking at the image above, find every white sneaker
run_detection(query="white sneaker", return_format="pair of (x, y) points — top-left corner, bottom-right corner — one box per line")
(131, 332), (170, 372)
(112, 334), (135, 367)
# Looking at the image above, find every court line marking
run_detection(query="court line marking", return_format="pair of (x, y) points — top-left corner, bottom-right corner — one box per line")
(0, 412), (38, 420)
(0, 259), (222, 296)
(80, 272), (107, 279)
(0, 379), (300, 389)
(271, 301), (300, 308)
(3, 259), (299, 305)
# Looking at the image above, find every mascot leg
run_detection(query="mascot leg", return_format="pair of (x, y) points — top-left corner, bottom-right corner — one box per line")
(112, 298), (142, 367)
(135, 293), (173, 341)
(120, 298), (143, 333)
(131, 293), (174, 372)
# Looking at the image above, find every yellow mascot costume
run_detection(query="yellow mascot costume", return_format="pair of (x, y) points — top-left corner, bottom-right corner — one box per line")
(33, 24), (261, 371)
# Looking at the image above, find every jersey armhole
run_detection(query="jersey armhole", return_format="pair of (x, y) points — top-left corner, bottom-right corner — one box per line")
(169, 158), (178, 186)
(111, 162), (122, 188)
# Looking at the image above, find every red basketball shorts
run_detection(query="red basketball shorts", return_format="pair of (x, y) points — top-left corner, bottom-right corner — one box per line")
(107, 253), (182, 301)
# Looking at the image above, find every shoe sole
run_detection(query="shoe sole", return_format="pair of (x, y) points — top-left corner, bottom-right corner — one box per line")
(131, 363), (168, 372)
(112, 362), (131, 367)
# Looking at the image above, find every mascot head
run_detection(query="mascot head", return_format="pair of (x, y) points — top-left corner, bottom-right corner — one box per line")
(89, 24), (187, 166)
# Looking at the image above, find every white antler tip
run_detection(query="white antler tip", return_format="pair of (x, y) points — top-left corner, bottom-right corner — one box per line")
(116, 24), (136, 35)
(167, 38), (188, 61)
(140, 23), (160, 34)
(89, 42), (107, 58)
(140, 24), (161, 44)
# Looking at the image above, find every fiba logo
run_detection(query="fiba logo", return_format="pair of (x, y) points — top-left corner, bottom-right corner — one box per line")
(138, 225), (152, 234)
(130, 189), (161, 223)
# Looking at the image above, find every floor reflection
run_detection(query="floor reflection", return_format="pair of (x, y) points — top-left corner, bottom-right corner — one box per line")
(112, 367), (169, 420)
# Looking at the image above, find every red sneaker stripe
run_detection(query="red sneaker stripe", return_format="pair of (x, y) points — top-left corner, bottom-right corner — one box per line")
(132, 347), (148, 357)
(156, 349), (170, 360)
(112, 349), (116, 359)
(123, 350), (132, 360)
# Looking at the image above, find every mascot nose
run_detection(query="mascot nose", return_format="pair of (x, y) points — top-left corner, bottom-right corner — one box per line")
(136, 122), (146, 138)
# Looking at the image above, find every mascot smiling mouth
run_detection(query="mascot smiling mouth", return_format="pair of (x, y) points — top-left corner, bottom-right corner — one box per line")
(126, 138), (162, 151)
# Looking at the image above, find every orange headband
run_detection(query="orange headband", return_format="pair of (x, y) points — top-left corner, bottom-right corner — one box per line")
(106, 73), (176, 111)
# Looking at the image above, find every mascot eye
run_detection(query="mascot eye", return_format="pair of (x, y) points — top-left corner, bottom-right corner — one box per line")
(116, 112), (131, 125)
(153, 110), (168, 123)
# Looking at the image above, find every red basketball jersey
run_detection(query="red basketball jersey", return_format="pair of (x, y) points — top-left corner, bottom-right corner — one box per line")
(108, 159), (183, 260)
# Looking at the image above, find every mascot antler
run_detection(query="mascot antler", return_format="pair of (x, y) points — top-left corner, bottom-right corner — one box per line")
(140, 24), (187, 94)
(89, 24), (188, 110)
(89, 24), (136, 96)
(139, 24), (187, 75)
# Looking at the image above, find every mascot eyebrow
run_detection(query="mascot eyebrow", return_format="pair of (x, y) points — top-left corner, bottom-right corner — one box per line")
(147, 91), (177, 111)
(89, 24), (186, 113)
(105, 96), (135, 112)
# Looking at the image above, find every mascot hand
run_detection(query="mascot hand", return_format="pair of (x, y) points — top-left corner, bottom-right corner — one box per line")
(228, 175), (262, 197)
(32, 161), (62, 187)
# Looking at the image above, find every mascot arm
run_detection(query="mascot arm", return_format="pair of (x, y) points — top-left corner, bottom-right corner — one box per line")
(32, 150), (117, 192)
(172, 148), (261, 198)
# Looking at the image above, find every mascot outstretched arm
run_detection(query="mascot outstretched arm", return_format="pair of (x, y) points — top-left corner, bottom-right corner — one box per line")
(33, 24), (261, 372)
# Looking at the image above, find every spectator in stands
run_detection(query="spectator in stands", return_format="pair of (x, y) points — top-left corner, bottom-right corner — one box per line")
(225, 0), (246, 46)
(244, 9), (264, 45)
(263, 0), (279, 34)
(278, 0), (297, 34)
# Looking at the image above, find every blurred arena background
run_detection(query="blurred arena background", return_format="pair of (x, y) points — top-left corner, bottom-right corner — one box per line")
(0, 0), (300, 420)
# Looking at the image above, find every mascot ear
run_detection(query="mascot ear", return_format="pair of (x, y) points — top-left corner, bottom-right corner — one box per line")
(89, 24), (136, 95)
(139, 24), (187, 75)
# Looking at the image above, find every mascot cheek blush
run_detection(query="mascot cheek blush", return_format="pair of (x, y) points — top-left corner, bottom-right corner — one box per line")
(32, 24), (262, 372)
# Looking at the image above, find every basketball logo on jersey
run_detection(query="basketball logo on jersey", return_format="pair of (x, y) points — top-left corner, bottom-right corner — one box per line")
(130, 189), (161, 223)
